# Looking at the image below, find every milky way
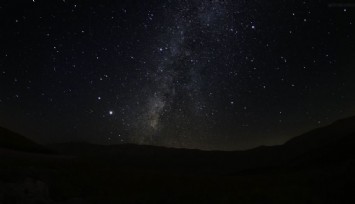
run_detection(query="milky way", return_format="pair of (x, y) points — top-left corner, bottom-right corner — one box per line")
(130, 0), (233, 146)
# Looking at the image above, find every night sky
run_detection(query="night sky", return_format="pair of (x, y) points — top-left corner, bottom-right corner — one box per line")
(0, 0), (354, 150)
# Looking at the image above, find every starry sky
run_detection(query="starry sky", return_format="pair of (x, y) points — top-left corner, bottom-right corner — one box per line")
(0, 0), (354, 150)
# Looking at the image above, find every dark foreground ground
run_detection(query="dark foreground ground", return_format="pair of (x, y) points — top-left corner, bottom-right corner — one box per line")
(1, 117), (355, 204)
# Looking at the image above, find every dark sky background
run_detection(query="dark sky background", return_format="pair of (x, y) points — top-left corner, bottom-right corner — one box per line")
(0, 0), (354, 150)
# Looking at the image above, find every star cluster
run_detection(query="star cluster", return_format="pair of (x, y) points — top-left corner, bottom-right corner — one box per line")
(0, 0), (354, 150)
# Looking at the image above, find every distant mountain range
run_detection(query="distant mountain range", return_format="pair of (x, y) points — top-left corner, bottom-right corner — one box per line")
(1, 116), (355, 203)
(1, 116), (354, 172)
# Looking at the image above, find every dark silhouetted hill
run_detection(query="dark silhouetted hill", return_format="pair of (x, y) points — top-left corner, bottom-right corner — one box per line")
(284, 116), (355, 151)
(280, 116), (355, 167)
(0, 126), (52, 154)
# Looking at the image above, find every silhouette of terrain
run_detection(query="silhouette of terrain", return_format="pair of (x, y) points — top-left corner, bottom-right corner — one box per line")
(1, 116), (355, 203)
(0, 127), (52, 154)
